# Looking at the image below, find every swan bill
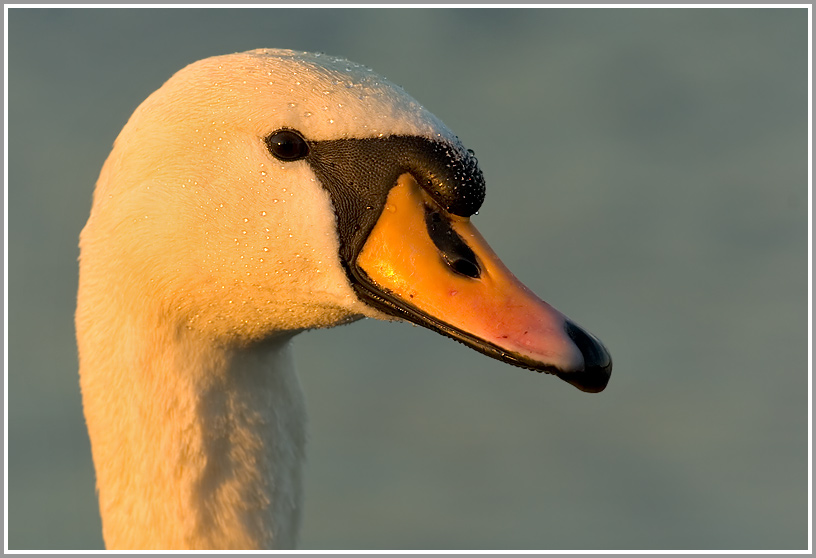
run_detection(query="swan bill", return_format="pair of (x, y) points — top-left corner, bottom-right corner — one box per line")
(351, 174), (612, 393)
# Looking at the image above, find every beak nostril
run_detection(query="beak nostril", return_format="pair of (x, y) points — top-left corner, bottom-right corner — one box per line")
(449, 257), (480, 279)
(424, 206), (482, 279)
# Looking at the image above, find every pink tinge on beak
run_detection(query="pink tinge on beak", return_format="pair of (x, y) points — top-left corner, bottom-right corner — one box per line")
(355, 174), (612, 392)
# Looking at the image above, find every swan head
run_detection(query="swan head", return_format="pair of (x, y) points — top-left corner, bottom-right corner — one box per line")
(79, 48), (610, 392)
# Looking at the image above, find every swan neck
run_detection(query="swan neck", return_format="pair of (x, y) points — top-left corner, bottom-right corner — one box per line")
(78, 320), (307, 549)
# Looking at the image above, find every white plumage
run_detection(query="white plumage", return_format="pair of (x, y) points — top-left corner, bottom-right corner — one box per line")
(76, 48), (610, 550)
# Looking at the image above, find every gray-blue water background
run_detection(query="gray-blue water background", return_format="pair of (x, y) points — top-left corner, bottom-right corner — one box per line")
(6, 7), (809, 550)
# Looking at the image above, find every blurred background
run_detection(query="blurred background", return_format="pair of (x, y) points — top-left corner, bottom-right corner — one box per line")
(6, 7), (809, 550)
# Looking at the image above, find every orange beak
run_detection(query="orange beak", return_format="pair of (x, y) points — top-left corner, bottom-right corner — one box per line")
(352, 174), (612, 393)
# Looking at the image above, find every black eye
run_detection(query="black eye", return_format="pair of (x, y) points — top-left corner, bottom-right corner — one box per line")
(265, 129), (309, 161)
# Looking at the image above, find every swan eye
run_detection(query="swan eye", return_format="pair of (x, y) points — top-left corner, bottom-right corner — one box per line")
(265, 129), (309, 161)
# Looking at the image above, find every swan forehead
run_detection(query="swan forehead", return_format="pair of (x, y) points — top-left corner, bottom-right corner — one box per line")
(162, 48), (455, 143)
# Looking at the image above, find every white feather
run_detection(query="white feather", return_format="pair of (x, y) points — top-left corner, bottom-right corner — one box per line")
(76, 49), (460, 549)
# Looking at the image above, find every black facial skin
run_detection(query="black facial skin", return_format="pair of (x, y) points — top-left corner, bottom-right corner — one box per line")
(305, 135), (485, 268)
(266, 131), (485, 269)
(264, 129), (611, 392)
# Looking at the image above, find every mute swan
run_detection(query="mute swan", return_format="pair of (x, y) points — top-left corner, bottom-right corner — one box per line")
(76, 48), (611, 550)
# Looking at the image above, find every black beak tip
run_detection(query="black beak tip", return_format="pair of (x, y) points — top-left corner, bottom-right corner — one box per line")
(558, 321), (613, 393)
